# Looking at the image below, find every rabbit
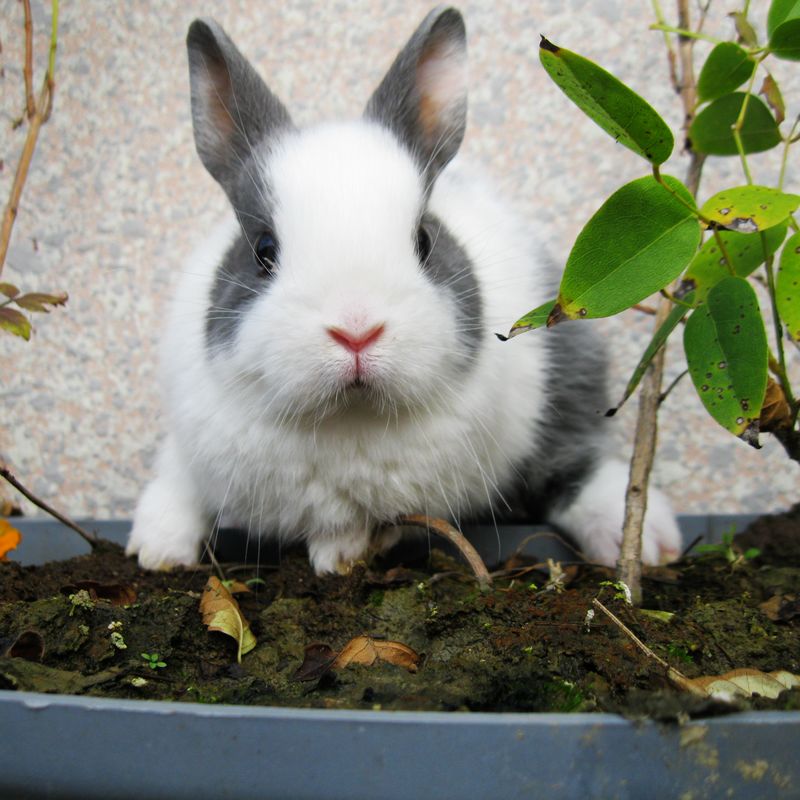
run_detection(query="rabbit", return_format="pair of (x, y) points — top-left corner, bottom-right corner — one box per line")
(127, 7), (682, 575)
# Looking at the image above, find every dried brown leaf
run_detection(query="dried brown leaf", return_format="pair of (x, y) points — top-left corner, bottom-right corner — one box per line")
(688, 668), (799, 700)
(759, 378), (792, 432)
(759, 73), (785, 125)
(199, 576), (256, 663)
(292, 643), (338, 682)
(759, 594), (799, 622)
(334, 636), (420, 673)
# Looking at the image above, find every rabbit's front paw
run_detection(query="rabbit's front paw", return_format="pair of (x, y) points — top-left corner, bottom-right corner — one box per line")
(550, 460), (682, 566)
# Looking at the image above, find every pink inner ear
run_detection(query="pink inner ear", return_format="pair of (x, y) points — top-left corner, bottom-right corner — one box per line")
(199, 58), (236, 144)
(416, 39), (467, 144)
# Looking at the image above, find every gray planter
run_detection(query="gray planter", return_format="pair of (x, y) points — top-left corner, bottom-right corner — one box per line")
(2, 517), (798, 800)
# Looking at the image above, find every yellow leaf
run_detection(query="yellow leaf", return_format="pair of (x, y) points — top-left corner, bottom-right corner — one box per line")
(199, 576), (256, 663)
(0, 519), (22, 561)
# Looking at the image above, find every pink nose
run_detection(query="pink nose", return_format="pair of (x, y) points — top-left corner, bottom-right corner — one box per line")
(327, 324), (385, 354)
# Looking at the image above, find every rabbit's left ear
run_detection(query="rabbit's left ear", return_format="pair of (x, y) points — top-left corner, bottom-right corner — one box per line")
(365, 7), (467, 184)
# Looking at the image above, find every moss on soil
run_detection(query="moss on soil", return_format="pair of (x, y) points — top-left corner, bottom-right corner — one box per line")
(1, 508), (799, 716)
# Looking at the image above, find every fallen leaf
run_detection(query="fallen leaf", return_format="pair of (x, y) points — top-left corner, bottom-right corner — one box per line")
(292, 636), (421, 683)
(61, 580), (137, 606)
(7, 630), (45, 662)
(293, 643), (338, 682)
(199, 576), (256, 663)
(334, 636), (420, 673)
(759, 594), (799, 622)
(0, 519), (22, 561)
(687, 668), (799, 701)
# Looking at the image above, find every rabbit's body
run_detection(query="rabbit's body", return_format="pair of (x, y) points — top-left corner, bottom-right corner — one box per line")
(128, 8), (681, 573)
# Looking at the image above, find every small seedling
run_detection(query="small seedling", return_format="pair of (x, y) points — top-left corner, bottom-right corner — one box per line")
(694, 528), (760, 567)
(141, 652), (167, 670)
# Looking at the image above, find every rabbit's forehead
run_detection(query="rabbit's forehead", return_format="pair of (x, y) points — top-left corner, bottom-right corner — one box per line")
(268, 122), (423, 244)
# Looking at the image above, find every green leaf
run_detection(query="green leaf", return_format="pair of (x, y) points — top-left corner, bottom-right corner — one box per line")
(770, 19), (800, 60)
(539, 37), (673, 165)
(500, 299), (556, 340)
(607, 300), (689, 415)
(0, 307), (32, 340)
(549, 175), (701, 323)
(13, 291), (68, 313)
(768, 0), (800, 60)
(689, 93), (782, 156)
(680, 224), (788, 302)
(0, 283), (20, 299)
(767, 0), (800, 36)
(697, 43), (755, 103)
(777, 231), (800, 340)
(683, 276), (767, 444)
(699, 186), (800, 232)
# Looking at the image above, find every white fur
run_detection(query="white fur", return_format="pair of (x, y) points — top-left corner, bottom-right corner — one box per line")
(128, 122), (679, 572)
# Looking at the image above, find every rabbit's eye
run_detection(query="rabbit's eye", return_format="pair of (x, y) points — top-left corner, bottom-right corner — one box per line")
(255, 231), (279, 274)
(415, 225), (432, 264)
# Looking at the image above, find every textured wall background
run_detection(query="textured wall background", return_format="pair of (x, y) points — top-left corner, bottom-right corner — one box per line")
(1, 0), (798, 519)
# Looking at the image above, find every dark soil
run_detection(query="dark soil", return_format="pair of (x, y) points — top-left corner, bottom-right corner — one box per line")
(1, 508), (799, 717)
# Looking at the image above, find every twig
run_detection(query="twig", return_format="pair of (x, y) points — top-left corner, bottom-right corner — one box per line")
(22, 0), (35, 119)
(0, 465), (98, 547)
(618, 0), (706, 604)
(591, 598), (703, 694)
(0, 0), (59, 277)
(396, 515), (492, 588)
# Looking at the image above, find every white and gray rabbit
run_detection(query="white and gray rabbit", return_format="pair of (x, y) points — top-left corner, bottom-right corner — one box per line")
(127, 7), (682, 574)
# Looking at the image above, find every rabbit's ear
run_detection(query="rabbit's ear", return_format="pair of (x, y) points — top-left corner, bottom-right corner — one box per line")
(187, 19), (294, 192)
(365, 7), (467, 184)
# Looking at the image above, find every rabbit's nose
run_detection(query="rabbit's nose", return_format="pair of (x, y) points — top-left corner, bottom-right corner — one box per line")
(326, 323), (385, 354)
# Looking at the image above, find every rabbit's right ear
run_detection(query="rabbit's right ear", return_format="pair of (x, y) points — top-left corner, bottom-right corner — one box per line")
(187, 19), (294, 194)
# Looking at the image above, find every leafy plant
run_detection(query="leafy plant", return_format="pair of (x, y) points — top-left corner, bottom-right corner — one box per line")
(140, 652), (167, 670)
(1, 1), (66, 340)
(694, 527), (761, 565)
(503, 2), (800, 600)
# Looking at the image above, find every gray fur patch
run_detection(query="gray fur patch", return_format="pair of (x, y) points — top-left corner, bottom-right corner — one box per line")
(205, 160), (281, 350)
(364, 8), (467, 188)
(187, 18), (295, 198)
(419, 212), (482, 364)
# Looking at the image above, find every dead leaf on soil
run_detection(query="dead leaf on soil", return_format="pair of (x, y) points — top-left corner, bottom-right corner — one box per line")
(6, 630), (44, 662)
(293, 643), (339, 682)
(293, 636), (421, 682)
(334, 636), (420, 672)
(61, 580), (137, 606)
(759, 594), (799, 623)
(0, 519), (22, 561)
(687, 668), (800, 701)
(199, 576), (257, 663)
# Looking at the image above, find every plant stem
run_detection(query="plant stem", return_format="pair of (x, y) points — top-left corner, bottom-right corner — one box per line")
(396, 515), (492, 588)
(731, 55), (767, 185)
(620, 0), (706, 604)
(0, 465), (98, 547)
(778, 115), (800, 191)
(22, 0), (35, 119)
(0, 0), (59, 278)
(649, 23), (721, 44)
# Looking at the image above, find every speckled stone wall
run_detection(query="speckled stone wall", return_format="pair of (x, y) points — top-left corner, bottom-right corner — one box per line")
(1, 0), (798, 519)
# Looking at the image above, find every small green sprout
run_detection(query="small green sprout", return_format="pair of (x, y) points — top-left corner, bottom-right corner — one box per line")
(67, 589), (94, 616)
(694, 527), (760, 567)
(141, 652), (167, 670)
